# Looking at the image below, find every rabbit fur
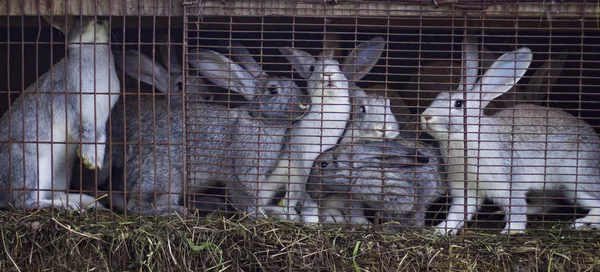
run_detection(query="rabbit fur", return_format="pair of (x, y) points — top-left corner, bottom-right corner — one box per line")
(0, 17), (120, 210)
(420, 41), (600, 235)
(306, 138), (445, 226)
(338, 37), (399, 144)
(260, 45), (363, 221)
(73, 33), (220, 195)
(99, 48), (308, 215)
(298, 37), (401, 222)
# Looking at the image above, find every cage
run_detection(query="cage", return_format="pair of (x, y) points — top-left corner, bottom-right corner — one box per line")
(2, 0), (600, 270)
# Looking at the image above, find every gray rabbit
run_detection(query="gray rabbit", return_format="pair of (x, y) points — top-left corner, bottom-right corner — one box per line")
(0, 16), (120, 210)
(338, 36), (399, 144)
(102, 48), (308, 215)
(73, 33), (219, 197)
(306, 138), (445, 226)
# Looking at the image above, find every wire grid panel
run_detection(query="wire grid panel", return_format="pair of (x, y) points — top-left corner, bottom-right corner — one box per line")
(0, 0), (599, 236)
(182, 0), (600, 234)
(0, 16), (123, 212)
(0, 11), (190, 216)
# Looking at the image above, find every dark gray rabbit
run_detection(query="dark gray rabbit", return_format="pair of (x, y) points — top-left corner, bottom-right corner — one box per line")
(0, 16), (120, 210)
(188, 48), (310, 217)
(102, 48), (308, 215)
(306, 138), (445, 226)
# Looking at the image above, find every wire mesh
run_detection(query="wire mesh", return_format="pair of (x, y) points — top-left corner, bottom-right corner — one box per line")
(1, 0), (600, 237)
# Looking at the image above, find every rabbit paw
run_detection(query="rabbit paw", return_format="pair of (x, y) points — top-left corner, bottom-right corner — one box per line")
(77, 145), (104, 170)
(571, 218), (600, 230)
(500, 229), (526, 235)
(434, 222), (462, 236)
(38, 199), (85, 212)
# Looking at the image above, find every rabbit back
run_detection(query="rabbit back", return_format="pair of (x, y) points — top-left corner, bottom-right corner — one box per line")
(307, 139), (445, 226)
(493, 104), (600, 192)
(103, 95), (185, 214)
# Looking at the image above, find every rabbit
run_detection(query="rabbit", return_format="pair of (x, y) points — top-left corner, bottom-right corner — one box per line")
(101, 48), (309, 216)
(0, 16), (120, 210)
(420, 40), (600, 235)
(306, 138), (445, 226)
(257, 45), (357, 221)
(71, 33), (218, 197)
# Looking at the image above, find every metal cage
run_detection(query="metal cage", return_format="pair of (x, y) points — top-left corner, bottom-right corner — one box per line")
(2, 0), (600, 236)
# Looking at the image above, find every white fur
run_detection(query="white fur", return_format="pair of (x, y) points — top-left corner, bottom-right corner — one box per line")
(261, 49), (351, 220)
(421, 44), (600, 235)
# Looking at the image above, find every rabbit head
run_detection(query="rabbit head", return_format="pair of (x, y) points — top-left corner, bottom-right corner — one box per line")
(404, 36), (565, 118)
(343, 88), (399, 141)
(421, 43), (533, 139)
(306, 139), (442, 225)
(278, 48), (349, 96)
(190, 48), (310, 119)
(334, 37), (399, 141)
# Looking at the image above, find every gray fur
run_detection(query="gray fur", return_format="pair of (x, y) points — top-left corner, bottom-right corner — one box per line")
(0, 17), (120, 210)
(103, 48), (309, 215)
(306, 138), (445, 226)
(338, 37), (399, 144)
(340, 88), (399, 144)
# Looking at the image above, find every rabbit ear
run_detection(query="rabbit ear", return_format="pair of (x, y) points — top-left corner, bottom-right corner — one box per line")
(159, 33), (182, 74)
(340, 36), (385, 82)
(279, 47), (316, 79)
(349, 141), (430, 169)
(43, 15), (76, 36)
(226, 41), (267, 79)
(116, 49), (172, 93)
(189, 48), (257, 101)
(459, 36), (480, 91)
(517, 54), (567, 102)
(476, 47), (533, 107)
(480, 46), (499, 70)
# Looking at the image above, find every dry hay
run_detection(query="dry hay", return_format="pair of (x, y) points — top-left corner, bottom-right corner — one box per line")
(0, 208), (600, 272)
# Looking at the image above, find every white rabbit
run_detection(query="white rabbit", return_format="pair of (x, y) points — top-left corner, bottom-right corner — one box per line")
(0, 17), (120, 210)
(421, 40), (600, 235)
(260, 47), (352, 221)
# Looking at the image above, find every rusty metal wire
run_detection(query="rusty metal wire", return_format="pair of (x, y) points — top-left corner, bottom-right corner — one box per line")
(0, 0), (599, 238)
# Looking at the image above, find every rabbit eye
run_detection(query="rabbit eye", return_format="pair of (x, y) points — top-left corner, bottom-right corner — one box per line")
(454, 100), (463, 108)
(360, 105), (366, 113)
(320, 161), (329, 168)
(176, 82), (183, 91)
(268, 87), (278, 94)
(309, 65), (315, 73)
